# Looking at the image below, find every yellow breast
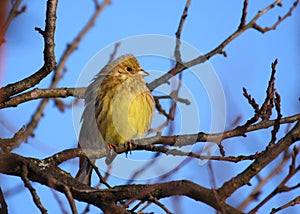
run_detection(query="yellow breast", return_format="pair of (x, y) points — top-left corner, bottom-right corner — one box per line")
(97, 75), (154, 145)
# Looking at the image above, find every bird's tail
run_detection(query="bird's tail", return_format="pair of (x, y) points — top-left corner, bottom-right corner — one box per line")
(105, 152), (117, 165)
(75, 156), (94, 186)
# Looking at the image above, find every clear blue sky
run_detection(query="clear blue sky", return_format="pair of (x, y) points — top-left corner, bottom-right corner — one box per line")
(1, 0), (299, 213)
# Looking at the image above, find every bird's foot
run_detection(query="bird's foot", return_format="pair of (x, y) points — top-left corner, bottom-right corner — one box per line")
(107, 143), (117, 155)
(125, 140), (133, 157)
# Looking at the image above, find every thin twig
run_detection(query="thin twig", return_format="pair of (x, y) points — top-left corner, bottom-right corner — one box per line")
(87, 158), (111, 188)
(242, 87), (259, 113)
(50, 188), (68, 214)
(62, 185), (78, 214)
(174, 0), (191, 63)
(0, 87), (85, 109)
(236, 59), (278, 136)
(155, 94), (190, 105)
(0, 0), (57, 102)
(270, 196), (300, 214)
(248, 147), (300, 213)
(154, 96), (174, 120)
(0, 187), (8, 214)
(239, 0), (248, 29)
(0, 125), (25, 152)
(148, 1), (298, 91)
(130, 200), (146, 213)
(137, 201), (152, 213)
(0, 0), (26, 45)
(148, 195), (173, 214)
(238, 151), (290, 210)
(108, 42), (120, 63)
(269, 92), (282, 145)
(8, 0), (111, 151)
(208, 160), (226, 214)
(219, 120), (300, 201)
(21, 164), (48, 214)
(133, 144), (261, 163)
(253, 0), (299, 33)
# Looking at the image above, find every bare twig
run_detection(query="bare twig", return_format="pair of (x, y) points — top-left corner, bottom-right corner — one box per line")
(132, 144), (260, 163)
(235, 59), (278, 137)
(21, 165), (48, 214)
(54, 0), (111, 83)
(253, 0), (299, 33)
(148, 1), (298, 91)
(62, 185), (78, 214)
(0, 87), (85, 109)
(174, 0), (191, 63)
(270, 196), (300, 214)
(155, 94), (190, 105)
(0, 125), (25, 152)
(136, 201), (152, 213)
(269, 92), (282, 145)
(108, 113), (300, 149)
(154, 96), (174, 120)
(0, 187), (8, 214)
(87, 158), (111, 188)
(242, 87), (259, 113)
(148, 195), (173, 214)
(249, 163), (300, 214)
(8, 0), (111, 151)
(219, 120), (300, 201)
(208, 161), (226, 214)
(263, 59), (278, 120)
(0, 152), (272, 214)
(239, 0), (249, 29)
(130, 200), (146, 213)
(238, 151), (290, 210)
(0, 0), (26, 45)
(108, 42), (120, 63)
(0, 0), (57, 102)
(50, 188), (68, 214)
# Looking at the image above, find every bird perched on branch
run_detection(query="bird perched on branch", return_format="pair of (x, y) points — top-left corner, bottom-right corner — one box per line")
(75, 54), (155, 185)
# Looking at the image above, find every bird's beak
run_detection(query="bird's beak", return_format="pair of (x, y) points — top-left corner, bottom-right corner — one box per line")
(138, 69), (149, 76)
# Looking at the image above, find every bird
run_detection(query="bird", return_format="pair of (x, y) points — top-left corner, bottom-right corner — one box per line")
(75, 54), (155, 185)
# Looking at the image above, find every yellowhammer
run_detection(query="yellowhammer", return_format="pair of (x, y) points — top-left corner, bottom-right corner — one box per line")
(75, 54), (155, 185)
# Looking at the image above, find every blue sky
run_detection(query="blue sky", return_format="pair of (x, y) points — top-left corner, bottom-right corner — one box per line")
(1, 0), (299, 213)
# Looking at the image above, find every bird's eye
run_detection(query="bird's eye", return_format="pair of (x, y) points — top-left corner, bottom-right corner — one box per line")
(126, 67), (133, 72)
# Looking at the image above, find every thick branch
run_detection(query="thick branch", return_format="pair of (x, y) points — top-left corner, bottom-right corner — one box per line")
(0, 152), (242, 213)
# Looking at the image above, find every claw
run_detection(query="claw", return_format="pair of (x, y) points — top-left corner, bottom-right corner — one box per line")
(107, 143), (117, 154)
(124, 140), (133, 158)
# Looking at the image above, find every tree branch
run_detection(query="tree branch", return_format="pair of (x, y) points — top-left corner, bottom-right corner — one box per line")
(5, 0), (111, 151)
(0, 0), (57, 102)
(0, 153), (242, 213)
(21, 164), (48, 214)
(0, 187), (8, 214)
(148, 0), (298, 91)
(174, 0), (191, 63)
(0, 0), (26, 46)
(249, 146), (300, 213)
(0, 87), (85, 109)
(270, 196), (300, 214)
(219, 120), (300, 200)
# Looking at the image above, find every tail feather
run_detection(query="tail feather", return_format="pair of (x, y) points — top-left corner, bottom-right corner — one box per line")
(105, 152), (117, 165)
(75, 157), (94, 186)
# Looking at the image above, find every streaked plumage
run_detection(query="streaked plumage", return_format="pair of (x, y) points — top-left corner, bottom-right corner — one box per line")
(75, 54), (154, 185)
